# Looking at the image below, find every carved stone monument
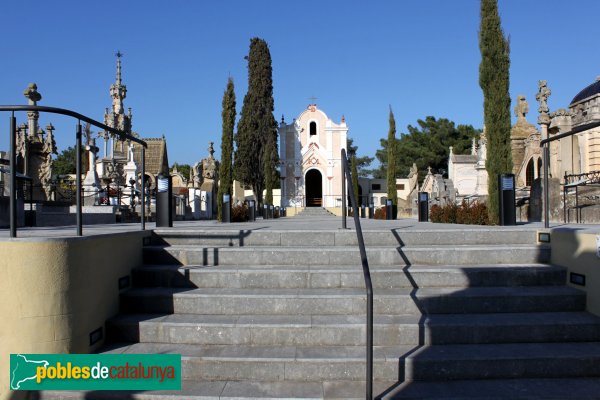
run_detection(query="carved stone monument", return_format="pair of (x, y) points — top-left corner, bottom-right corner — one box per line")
(16, 84), (57, 201)
(511, 95), (540, 185)
(83, 138), (101, 205)
(189, 142), (220, 219)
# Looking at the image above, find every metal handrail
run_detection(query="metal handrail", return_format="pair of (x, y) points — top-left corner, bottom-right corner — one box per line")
(2, 105), (147, 237)
(0, 105), (147, 146)
(341, 148), (374, 400)
(540, 120), (600, 146)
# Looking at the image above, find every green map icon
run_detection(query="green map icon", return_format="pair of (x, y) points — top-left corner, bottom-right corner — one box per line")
(10, 354), (49, 390)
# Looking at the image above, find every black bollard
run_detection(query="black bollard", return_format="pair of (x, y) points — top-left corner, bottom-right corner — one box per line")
(222, 194), (231, 223)
(248, 200), (256, 222)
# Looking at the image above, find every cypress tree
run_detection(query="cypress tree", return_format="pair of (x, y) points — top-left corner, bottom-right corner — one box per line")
(479, 0), (512, 222)
(234, 37), (278, 211)
(351, 154), (360, 208)
(263, 131), (275, 205)
(386, 108), (397, 206)
(217, 77), (236, 221)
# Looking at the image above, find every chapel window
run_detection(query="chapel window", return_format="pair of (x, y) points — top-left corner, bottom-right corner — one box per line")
(310, 121), (317, 136)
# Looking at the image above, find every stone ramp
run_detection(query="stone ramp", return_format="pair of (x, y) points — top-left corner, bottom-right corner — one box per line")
(37, 226), (600, 399)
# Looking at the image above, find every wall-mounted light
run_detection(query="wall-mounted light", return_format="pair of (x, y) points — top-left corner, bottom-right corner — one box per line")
(89, 327), (103, 346)
(570, 272), (586, 286)
(538, 232), (551, 243)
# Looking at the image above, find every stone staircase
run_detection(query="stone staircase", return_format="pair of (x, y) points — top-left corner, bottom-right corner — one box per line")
(38, 227), (600, 399)
(294, 207), (336, 218)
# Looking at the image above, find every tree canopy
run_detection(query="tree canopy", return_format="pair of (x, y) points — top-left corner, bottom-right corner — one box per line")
(53, 146), (89, 176)
(346, 137), (373, 178)
(171, 163), (191, 180)
(371, 116), (480, 181)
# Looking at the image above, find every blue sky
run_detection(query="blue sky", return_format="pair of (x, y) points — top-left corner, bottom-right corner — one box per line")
(1, 0), (599, 169)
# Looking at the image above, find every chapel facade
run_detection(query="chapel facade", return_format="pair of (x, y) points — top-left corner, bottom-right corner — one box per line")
(278, 104), (348, 208)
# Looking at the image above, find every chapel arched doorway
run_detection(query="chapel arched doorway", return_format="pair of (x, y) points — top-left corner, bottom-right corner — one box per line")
(305, 169), (323, 207)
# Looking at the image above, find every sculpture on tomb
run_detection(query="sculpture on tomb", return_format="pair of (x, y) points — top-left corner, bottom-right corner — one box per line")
(12, 83), (58, 201)
(514, 95), (529, 121)
(202, 142), (218, 181)
(536, 80), (552, 125)
(39, 123), (57, 200)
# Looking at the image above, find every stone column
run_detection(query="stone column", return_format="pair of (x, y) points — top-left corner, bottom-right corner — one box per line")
(536, 80), (552, 227)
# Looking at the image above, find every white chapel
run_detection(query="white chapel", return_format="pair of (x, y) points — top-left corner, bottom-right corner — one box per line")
(278, 104), (348, 208)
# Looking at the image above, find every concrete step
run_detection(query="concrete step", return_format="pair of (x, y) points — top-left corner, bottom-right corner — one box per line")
(132, 264), (566, 289)
(296, 207), (335, 217)
(150, 228), (541, 247)
(33, 377), (600, 399)
(101, 342), (407, 382)
(381, 378), (600, 399)
(35, 379), (400, 399)
(403, 342), (600, 381)
(119, 286), (585, 315)
(75, 341), (600, 382)
(143, 244), (551, 266)
(107, 311), (600, 347)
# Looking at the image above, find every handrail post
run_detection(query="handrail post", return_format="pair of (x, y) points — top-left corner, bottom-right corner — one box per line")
(141, 146), (146, 230)
(543, 143), (550, 228)
(76, 122), (83, 236)
(9, 113), (17, 238)
(341, 151), (347, 229)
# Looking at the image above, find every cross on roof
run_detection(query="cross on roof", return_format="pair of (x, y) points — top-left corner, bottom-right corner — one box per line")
(308, 95), (318, 104)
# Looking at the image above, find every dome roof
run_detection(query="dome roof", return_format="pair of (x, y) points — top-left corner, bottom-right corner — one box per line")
(570, 78), (600, 105)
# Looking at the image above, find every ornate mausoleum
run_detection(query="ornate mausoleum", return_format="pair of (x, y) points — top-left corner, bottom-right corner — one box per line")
(278, 104), (348, 208)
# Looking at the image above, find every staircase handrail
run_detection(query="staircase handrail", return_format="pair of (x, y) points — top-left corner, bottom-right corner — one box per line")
(341, 148), (374, 400)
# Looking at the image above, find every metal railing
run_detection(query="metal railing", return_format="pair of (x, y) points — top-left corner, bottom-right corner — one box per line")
(540, 119), (600, 228)
(1, 105), (147, 237)
(340, 148), (374, 400)
(562, 170), (600, 223)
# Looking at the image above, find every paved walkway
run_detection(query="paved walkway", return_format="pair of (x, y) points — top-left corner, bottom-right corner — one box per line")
(1, 213), (599, 240)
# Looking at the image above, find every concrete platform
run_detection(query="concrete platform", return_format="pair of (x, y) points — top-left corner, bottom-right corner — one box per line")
(1, 213), (598, 241)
